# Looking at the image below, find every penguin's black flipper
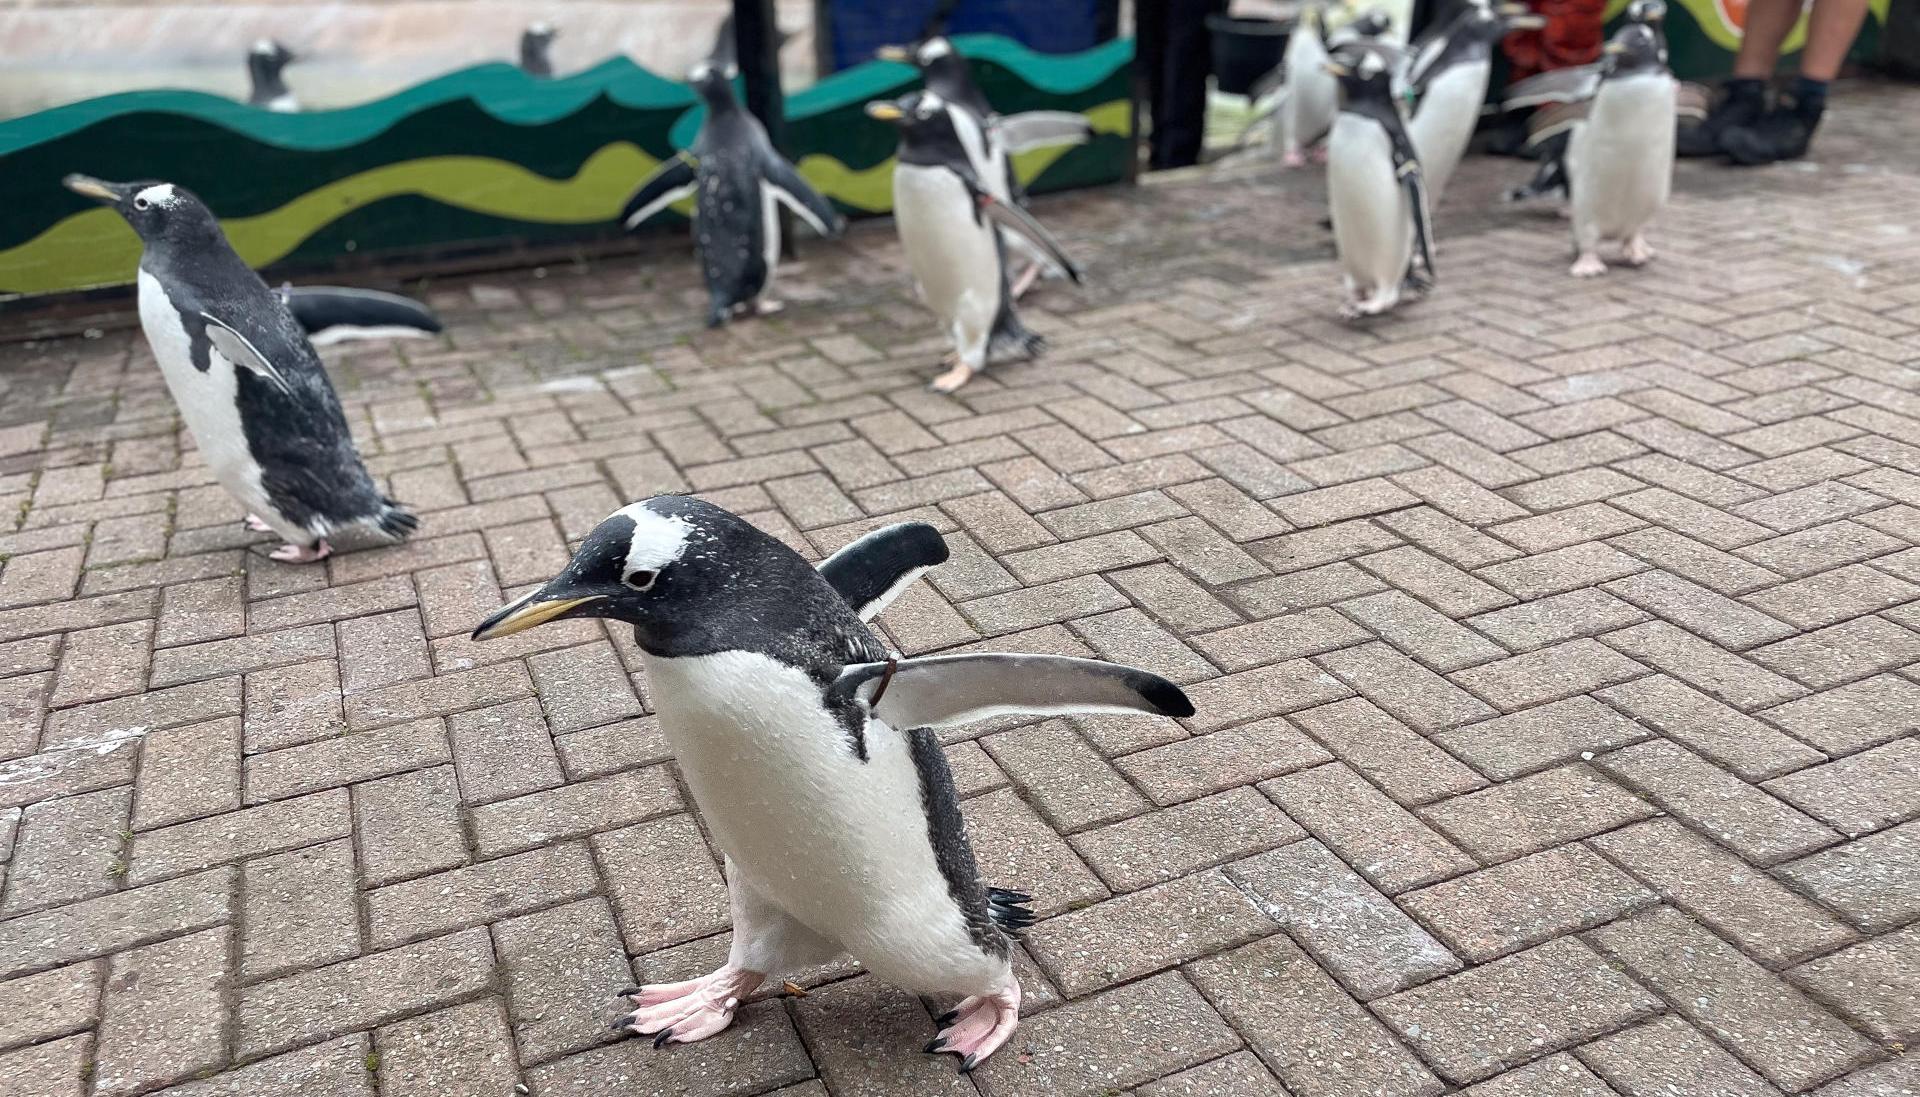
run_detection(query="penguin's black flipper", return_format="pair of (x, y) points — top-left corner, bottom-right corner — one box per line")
(992, 111), (1093, 154)
(200, 314), (294, 397)
(761, 156), (846, 239)
(969, 187), (1083, 284)
(1376, 106), (1436, 288)
(817, 522), (949, 622)
(621, 152), (699, 229)
(1502, 65), (1603, 111)
(279, 286), (442, 347)
(832, 653), (1194, 730)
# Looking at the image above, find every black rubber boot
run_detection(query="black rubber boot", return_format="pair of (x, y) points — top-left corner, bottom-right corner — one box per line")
(1676, 78), (1766, 157)
(1720, 84), (1826, 165)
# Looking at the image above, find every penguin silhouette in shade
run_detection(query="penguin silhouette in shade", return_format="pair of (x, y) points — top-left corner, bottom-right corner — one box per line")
(63, 176), (418, 562)
(473, 499), (1194, 1071)
(246, 39), (297, 112)
(620, 50), (845, 328)
(1404, 1), (1546, 200)
(520, 22), (557, 77)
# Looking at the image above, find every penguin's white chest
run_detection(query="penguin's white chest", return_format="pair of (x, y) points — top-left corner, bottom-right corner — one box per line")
(1328, 115), (1413, 292)
(892, 165), (1000, 331)
(643, 649), (1001, 992)
(1569, 73), (1676, 240)
(1409, 61), (1490, 198)
(1280, 34), (1338, 150)
(136, 270), (275, 520)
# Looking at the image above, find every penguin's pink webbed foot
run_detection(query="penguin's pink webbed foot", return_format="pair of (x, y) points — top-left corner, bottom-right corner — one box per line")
(929, 360), (976, 394)
(243, 514), (274, 533)
(754, 299), (785, 316)
(1010, 262), (1042, 300)
(269, 540), (331, 564)
(1570, 252), (1608, 278)
(1622, 234), (1655, 266)
(926, 978), (1021, 1072)
(1309, 144), (1330, 165)
(1281, 148), (1307, 169)
(614, 966), (764, 1047)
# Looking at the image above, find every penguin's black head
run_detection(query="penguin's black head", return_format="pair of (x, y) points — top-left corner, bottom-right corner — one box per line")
(520, 22), (557, 74)
(248, 39), (294, 77)
(687, 59), (740, 110)
(1325, 44), (1398, 102)
(1627, 0), (1667, 26)
(63, 176), (224, 249)
(1603, 23), (1667, 75)
(472, 495), (805, 651)
(1346, 9), (1395, 38)
(864, 90), (967, 165)
(876, 34), (959, 76)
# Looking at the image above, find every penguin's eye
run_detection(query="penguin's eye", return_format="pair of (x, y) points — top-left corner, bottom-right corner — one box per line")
(622, 569), (658, 592)
(132, 197), (150, 211)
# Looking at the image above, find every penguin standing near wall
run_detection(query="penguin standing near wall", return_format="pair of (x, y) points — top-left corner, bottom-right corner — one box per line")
(876, 34), (1088, 298)
(1240, 7), (1395, 168)
(245, 39), (297, 112)
(519, 22), (558, 77)
(472, 497), (1194, 1070)
(1405, 1), (1546, 199)
(1503, 22), (1674, 276)
(1325, 45), (1435, 319)
(866, 91), (1082, 393)
(620, 58), (845, 328)
(62, 176), (417, 562)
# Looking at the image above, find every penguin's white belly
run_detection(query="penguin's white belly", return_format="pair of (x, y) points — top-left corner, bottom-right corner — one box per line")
(1328, 116), (1413, 292)
(1281, 39), (1337, 151)
(1569, 74), (1676, 241)
(136, 270), (280, 525)
(1409, 61), (1489, 199)
(644, 650), (1005, 994)
(893, 165), (1000, 365)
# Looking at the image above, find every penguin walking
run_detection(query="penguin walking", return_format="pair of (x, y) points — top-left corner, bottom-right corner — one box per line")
(519, 22), (558, 77)
(276, 285), (443, 348)
(1239, 7), (1394, 168)
(245, 39), (297, 112)
(472, 498), (1194, 1070)
(1404, 1), (1546, 199)
(63, 176), (417, 562)
(876, 34), (1087, 298)
(866, 91), (1082, 393)
(1325, 45), (1436, 319)
(1503, 24), (1674, 276)
(621, 59), (845, 328)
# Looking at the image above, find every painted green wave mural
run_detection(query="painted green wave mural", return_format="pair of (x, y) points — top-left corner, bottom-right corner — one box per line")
(0, 35), (1133, 298)
(1602, 0), (1888, 72)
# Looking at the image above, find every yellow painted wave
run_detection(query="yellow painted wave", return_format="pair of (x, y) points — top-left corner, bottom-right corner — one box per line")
(2, 99), (1130, 295)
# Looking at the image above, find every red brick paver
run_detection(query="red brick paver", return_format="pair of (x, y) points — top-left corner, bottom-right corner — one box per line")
(0, 82), (1916, 1096)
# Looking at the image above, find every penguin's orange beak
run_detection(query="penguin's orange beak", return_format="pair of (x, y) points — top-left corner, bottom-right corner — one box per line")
(471, 591), (603, 640)
(63, 174), (127, 202)
(875, 44), (912, 62)
(865, 101), (905, 122)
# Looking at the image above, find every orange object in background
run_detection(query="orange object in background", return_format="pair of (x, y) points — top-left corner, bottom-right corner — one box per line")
(1504, 0), (1608, 80)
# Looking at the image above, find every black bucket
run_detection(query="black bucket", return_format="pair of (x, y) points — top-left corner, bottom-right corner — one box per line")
(1207, 15), (1291, 95)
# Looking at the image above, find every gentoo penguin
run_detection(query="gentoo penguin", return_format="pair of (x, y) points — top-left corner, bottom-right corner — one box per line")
(876, 34), (1088, 298)
(621, 59), (845, 328)
(1405, 2), (1545, 198)
(1504, 24), (1674, 276)
(276, 285), (443, 348)
(519, 22), (558, 77)
(1241, 7), (1395, 168)
(63, 176), (417, 562)
(1326, 45), (1435, 319)
(472, 497), (1194, 1069)
(1501, 0), (1667, 205)
(866, 91), (1081, 393)
(245, 39), (297, 112)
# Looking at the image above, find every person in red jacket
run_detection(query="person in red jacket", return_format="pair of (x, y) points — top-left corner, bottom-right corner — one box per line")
(1503, 0), (1608, 82)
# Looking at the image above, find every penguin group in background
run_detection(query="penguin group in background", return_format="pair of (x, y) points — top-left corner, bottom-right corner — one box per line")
(519, 22), (558, 77)
(1405, 0), (1545, 199)
(472, 498), (1194, 1070)
(877, 33), (1089, 298)
(245, 39), (297, 112)
(620, 43), (845, 328)
(1325, 43), (1435, 319)
(63, 175), (418, 562)
(1502, 0), (1668, 205)
(1503, 21), (1675, 276)
(867, 91), (1082, 393)
(277, 285), (443, 348)
(1241, 6), (1395, 168)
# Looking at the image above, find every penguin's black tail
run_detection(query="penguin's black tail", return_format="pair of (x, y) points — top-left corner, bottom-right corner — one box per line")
(986, 887), (1035, 935)
(987, 305), (1045, 365)
(373, 498), (420, 542)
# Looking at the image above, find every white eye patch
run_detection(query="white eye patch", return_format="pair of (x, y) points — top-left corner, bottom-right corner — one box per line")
(133, 184), (179, 208)
(610, 502), (693, 576)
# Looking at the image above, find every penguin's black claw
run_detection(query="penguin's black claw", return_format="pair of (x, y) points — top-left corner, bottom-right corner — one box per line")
(610, 1013), (635, 1033)
(616, 985), (642, 998)
(924, 1038), (946, 1054)
(935, 1009), (959, 1026)
(653, 1028), (675, 1049)
(960, 1053), (979, 1073)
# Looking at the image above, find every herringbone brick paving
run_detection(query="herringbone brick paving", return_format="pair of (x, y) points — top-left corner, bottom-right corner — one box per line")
(1, 80), (1917, 1096)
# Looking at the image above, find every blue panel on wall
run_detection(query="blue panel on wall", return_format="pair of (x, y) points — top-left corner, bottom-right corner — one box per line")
(828, 0), (1102, 71)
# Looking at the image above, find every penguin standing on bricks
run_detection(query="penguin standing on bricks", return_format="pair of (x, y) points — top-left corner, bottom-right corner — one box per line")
(63, 176), (417, 562)
(1503, 23), (1674, 276)
(245, 39), (298, 112)
(621, 58), (845, 327)
(472, 497), (1194, 1070)
(1405, 1), (1547, 199)
(1239, 7), (1395, 167)
(1325, 45), (1435, 319)
(866, 91), (1081, 393)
